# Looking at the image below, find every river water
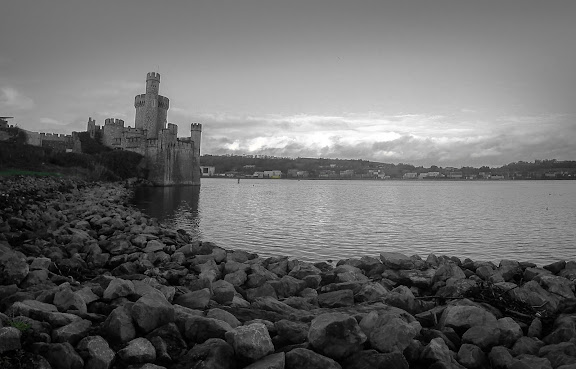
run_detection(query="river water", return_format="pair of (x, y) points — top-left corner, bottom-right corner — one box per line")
(131, 178), (576, 265)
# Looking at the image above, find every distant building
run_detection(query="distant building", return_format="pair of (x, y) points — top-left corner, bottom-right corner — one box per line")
(263, 170), (282, 179)
(403, 172), (418, 179)
(448, 172), (463, 179)
(200, 166), (215, 177)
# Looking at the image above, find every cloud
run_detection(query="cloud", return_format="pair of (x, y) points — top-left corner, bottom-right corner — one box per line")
(0, 87), (35, 110)
(40, 117), (65, 125)
(190, 111), (576, 167)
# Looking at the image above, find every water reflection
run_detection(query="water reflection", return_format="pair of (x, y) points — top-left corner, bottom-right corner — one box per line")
(132, 186), (201, 240)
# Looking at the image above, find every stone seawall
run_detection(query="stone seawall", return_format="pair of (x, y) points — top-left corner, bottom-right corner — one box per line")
(0, 177), (575, 369)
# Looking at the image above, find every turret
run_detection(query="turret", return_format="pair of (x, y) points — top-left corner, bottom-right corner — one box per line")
(146, 72), (160, 95)
(191, 123), (202, 157)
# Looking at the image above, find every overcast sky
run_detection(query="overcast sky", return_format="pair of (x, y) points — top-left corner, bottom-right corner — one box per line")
(1, 0), (575, 167)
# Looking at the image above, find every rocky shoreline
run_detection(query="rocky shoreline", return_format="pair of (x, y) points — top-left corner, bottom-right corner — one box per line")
(0, 176), (575, 369)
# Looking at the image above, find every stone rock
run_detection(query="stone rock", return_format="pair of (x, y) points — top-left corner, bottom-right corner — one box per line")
(543, 260), (566, 274)
(103, 278), (135, 300)
(523, 267), (552, 281)
(380, 252), (414, 270)
(341, 350), (408, 369)
(489, 346), (515, 369)
(307, 312), (366, 359)
(457, 344), (487, 369)
(536, 275), (576, 299)
(54, 287), (88, 314)
(497, 317), (523, 347)
(101, 305), (136, 343)
(285, 348), (342, 369)
(543, 315), (576, 344)
(462, 325), (501, 351)
(512, 337), (545, 356)
(206, 308), (241, 328)
(174, 288), (211, 310)
(527, 318), (542, 338)
(76, 286), (100, 305)
(539, 342), (576, 368)
(399, 269), (436, 289)
(246, 283), (278, 302)
(77, 335), (115, 369)
(498, 260), (523, 282)
(244, 352), (285, 369)
(212, 280), (236, 305)
(364, 312), (421, 353)
(512, 354), (553, 369)
(354, 282), (389, 302)
(131, 292), (175, 333)
(383, 285), (421, 314)
(117, 337), (156, 364)
(439, 304), (498, 334)
(269, 275), (307, 298)
(0, 326), (21, 353)
(144, 239), (165, 253)
(182, 315), (233, 344)
(334, 264), (370, 283)
(148, 336), (171, 364)
(146, 322), (188, 361)
(52, 318), (92, 345)
(287, 263), (321, 280)
(509, 281), (561, 313)
(275, 319), (309, 344)
(421, 337), (452, 365)
(224, 269), (248, 287)
(317, 289), (354, 308)
(41, 342), (85, 369)
(225, 322), (274, 361)
(433, 263), (466, 284)
(179, 338), (235, 369)
(0, 245), (29, 285)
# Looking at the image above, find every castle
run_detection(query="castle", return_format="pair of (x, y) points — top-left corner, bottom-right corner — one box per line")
(85, 72), (202, 186)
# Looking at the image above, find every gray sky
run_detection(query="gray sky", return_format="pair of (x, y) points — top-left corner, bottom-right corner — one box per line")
(1, 0), (575, 166)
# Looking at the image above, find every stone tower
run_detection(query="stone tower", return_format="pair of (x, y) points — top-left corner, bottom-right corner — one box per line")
(134, 72), (169, 139)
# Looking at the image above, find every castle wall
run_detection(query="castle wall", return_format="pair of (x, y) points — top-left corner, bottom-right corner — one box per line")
(24, 130), (73, 151)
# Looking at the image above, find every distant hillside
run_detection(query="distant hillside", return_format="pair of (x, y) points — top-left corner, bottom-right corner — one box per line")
(200, 154), (576, 179)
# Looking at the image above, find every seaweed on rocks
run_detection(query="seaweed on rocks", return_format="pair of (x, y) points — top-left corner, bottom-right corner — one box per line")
(463, 281), (556, 325)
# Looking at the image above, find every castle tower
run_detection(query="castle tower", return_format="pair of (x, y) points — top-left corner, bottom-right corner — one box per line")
(134, 72), (169, 139)
(191, 123), (202, 158)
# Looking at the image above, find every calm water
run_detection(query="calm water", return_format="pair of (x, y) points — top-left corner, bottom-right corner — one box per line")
(131, 179), (576, 266)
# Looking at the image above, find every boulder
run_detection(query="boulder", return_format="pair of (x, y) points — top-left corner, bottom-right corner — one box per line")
(457, 344), (487, 369)
(308, 312), (366, 359)
(76, 335), (116, 369)
(354, 282), (389, 302)
(0, 245), (29, 285)
(117, 337), (156, 364)
(182, 315), (233, 344)
(103, 278), (135, 300)
(488, 346), (515, 369)
(146, 322), (188, 361)
(244, 352), (285, 369)
(212, 280), (236, 305)
(512, 354), (553, 369)
(341, 350), (408, 369)
(421, 337), (452, 365)
(269, 275), (307, 298)
(51, 319), (92, 345)
(461, 325), (501, 351)
(206, 308), (241, 328)
(364, 312), (421, 353)
(0, 326), (21, 353)
(179, 338), (235, 369)
(101, 305), (136, 343)
(497, 317), (523, 347)
(285, 348), (342, 369)
(512, 337), (544, 356)
(225, 322), (274, 361)
(439, 304), (498, 334)
(275, 319), (309, 344)
(53, 287), (87, 314)
(380, 252), (414, 270)
(318, 289), (354, 308)
(40, 342), (85, 369)
(131, 291), (175, 333)
(174, 288), (211, 310)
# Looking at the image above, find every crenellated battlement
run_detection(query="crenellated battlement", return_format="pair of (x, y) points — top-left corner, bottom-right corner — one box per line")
(104, 118), (125, 127)
(158, 95), (169, 109)
(191, 123), (202, 131)
(146, 72), (160, 81)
